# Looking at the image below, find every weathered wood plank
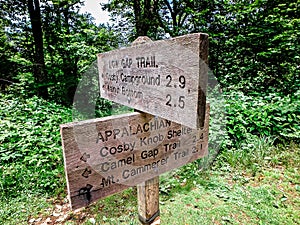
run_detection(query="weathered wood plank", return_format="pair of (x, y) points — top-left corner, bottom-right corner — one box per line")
(61, 104), (209, 210)
(98, 33), (208, 129)
(137, 177), (160, 224)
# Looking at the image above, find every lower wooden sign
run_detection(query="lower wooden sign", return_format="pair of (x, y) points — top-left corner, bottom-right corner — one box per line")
(60, 104), (209, 210)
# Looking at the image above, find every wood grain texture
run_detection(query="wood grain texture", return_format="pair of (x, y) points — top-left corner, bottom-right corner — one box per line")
(60, 104), (210, 210)
(98, 33), (208, 129)
(137, 177), (160, 224)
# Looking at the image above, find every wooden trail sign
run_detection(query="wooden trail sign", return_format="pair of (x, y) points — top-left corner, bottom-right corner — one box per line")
(98, 33), (208, 129)
(60, 104), (209, 210)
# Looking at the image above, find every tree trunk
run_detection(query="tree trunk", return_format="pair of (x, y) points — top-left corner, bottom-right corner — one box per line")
(133, 0), (145, 36)
(27, 0), (48, 98)
(133, 0), (160, 37)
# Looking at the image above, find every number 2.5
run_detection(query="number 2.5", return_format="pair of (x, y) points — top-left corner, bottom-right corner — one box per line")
(166, 95), (185, 108)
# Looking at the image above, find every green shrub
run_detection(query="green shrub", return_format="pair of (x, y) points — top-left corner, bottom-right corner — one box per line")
(0, 93), (72, 197)
(225, 91), (300, 146)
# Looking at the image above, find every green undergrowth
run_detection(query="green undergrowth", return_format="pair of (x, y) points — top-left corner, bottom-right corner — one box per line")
(0, 93), (72, 199)
(224, 91), (300, 145)
(0, 91), (299, 224)
(0, 193), (51, 224)
(158, 141), (300, 225)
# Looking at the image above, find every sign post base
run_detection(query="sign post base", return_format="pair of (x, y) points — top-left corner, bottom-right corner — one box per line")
(137, 177), (160, 224)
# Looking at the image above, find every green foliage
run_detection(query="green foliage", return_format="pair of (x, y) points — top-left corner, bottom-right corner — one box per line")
(0, 93), (72, 197)
(0, 0), (119, 105)
(225, 91), (300, 146)
(209, 0), (300, 95)
(42, 2), (119, 104)
(0, 193), (51, 224)
(220, 135), (278, 172)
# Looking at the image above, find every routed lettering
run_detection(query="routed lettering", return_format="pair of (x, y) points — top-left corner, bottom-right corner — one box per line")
(99, 142), (135, 157)
(96, 120), (171, 143)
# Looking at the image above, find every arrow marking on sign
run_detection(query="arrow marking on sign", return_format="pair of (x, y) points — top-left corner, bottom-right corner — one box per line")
(80, 153), (90, 162)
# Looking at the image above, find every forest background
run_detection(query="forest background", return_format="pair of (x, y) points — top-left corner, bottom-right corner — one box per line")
(0, 0), (299, 224)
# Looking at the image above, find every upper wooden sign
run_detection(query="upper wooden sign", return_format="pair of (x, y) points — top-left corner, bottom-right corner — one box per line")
(98, 33), (208, 129)
(61, 104), (209, 210)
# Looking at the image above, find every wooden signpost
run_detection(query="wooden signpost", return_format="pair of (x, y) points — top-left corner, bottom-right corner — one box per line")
(60, 33), (209, 224)
(98, 33), (208, 129)
(61, 105), (209, 210)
